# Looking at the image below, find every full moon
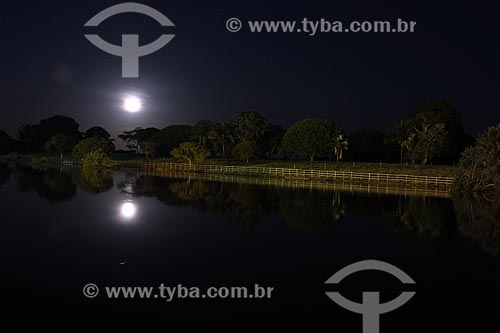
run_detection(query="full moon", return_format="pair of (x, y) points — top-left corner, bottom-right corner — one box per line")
(123, 96), (142, 113)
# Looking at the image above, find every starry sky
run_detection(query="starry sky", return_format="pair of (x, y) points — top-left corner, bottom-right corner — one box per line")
(0, 0), (499, 140)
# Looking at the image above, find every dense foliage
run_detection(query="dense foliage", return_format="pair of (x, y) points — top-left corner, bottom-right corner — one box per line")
(231, 141), (259, 163)
(170, 142), (210, 165)
(453, 124), (500, 193)
(282, 119), (341, 161)
(43, 134), (77, 155)
(72, 137), (115, 161)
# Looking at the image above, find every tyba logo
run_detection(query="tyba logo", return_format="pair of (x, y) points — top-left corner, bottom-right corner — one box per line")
(325, 260), (416, 333)
(84, 2), (175, 78)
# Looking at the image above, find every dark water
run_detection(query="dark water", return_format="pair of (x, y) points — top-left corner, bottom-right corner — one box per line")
(0, 164), (499, 329)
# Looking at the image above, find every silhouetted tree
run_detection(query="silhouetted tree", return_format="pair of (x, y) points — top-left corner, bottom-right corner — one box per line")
(231, 141), (259, 163)
(349, 128), (387, 162)
(332, 128), (348, 162)
(400, 100), (471, 163)
(258, 124), (286, 158)
(210, 121), (234, 158)
(118, 128), (141, 152)
(84, 126), (111, 139)
(231, 112), (268, 143)
(17, 115), (81, 152)
(17, 124), (36, 151)
(154, 125), (192, 155)
(0, 130), (12, 155)
(407, 122), (447, 164)
(118, 127), (159, 157)
(192, 120), (215, 147)
(43, 134), (77, 155)
(282, 119), (337, 161)
(137, 128), (160, 158)
(387, 119), (414, 163)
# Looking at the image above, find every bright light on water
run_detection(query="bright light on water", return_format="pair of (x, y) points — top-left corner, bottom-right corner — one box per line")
(120, 202), (137, 219)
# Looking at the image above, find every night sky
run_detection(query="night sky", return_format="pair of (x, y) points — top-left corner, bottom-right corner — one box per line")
(1, 0), (499, 141)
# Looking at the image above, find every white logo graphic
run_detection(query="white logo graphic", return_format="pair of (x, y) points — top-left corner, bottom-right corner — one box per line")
(84, 2), (175, 78)
(325, 260), (416, 333)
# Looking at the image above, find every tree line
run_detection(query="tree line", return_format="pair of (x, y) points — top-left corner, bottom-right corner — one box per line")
(0, 99), (498, 193)
(0, 99), (474, 164)
(113, 101), (475, 165)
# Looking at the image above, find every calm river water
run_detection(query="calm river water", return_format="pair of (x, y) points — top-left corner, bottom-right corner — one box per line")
(0, 165), (498, 330)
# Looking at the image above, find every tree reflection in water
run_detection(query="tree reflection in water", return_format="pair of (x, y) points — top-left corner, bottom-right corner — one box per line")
(71, 169), (113, 194)
(16, 167), (76, 202)
(118, 175), (276, 228)
(385, 196), (457, 252)
(454, 194), (500, 256)
(279, 189), (345, 230)
(7, 167), (500, 256)
(0, 164), (10, 187)
(12, 166), (114, 201)
(118, 174), (343, 229)
(116, 173), (500, 252)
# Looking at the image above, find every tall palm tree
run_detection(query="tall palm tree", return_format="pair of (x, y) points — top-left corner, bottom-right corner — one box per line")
(18, 123), (37, 151)
(211, 121), (233, 158)
(192, 120), (214, 147)
(333, 132), (348, 162)
(389, 119), (413, 164)
(231, 112), (267, 143)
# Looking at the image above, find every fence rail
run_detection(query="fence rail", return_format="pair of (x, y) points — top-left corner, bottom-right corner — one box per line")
(125, 161), (454, 191)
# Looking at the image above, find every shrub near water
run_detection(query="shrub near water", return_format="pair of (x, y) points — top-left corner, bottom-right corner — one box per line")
(81, 149), (115, 170)
(72, 137), (115, 161)
(453, 124), (500, 194)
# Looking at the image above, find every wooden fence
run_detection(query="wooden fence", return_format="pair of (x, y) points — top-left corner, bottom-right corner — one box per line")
(127, 161), (454, 192)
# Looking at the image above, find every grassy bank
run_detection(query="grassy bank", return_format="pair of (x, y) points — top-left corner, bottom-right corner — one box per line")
(176, 159), (457, 177)
(6, 153), (457, 178)
(133, 159), (455, 191)
(115, 157), (456, 177)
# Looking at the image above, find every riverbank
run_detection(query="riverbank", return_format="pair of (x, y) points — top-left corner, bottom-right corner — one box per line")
(1, 154), (456, 192)
(110, 155), (456, 177)
(2, 153), (457, 177)
(206, 159), (456, 177)
(118, 160), (455, 192)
